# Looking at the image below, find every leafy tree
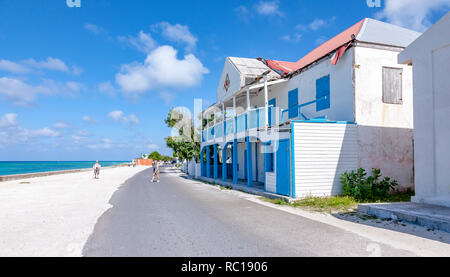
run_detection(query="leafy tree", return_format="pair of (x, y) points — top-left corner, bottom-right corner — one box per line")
(164, 108), (201, 161)
(148, 151), (163, 161)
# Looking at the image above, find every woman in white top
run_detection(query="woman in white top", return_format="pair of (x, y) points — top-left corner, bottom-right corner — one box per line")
(93, 161), (101, 179)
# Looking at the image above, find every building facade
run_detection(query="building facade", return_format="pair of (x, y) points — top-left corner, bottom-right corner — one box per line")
(200, 18), (421, 198)
(398, 12), (450, 207)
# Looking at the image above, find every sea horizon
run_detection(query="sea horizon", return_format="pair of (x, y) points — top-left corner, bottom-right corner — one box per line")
(0, 161), (131, 177)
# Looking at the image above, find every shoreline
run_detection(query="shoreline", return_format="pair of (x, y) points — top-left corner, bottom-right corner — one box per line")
(0, 163), (132, 182)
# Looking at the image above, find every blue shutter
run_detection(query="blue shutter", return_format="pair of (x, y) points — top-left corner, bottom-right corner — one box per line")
(288, 89), (298, 119)
(316, 75), (330, 111)
(268, 98), (276, 126)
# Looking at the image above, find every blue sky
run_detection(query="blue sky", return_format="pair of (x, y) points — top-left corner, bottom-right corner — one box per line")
(0, 0), (448, 161)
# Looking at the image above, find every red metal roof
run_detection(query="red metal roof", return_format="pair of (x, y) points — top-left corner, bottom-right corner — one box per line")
(265, 18), (366, 74)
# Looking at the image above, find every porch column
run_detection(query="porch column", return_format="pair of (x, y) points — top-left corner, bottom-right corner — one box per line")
(200, 147), (204, 177)
(233, 96), (237, 133)
(206, 146), (211, 178)
(233, 139), (238, 184)
(213, 144), (218, 179)
(264, 75), (269, 128)
(222, 103), (225, 137)
(246, 137), (253, 187)
(222, 146), (227, 182)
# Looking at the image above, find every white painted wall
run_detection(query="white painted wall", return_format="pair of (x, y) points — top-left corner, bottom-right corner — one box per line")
(217, 58), (242, 103)
(292, 122), (358, 198)
(399, 12), (450, 207)
(354, 45), (414, 191)
(249, 47), (355, 122)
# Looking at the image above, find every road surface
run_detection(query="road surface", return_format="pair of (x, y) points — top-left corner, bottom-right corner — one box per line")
(81, 167), (422, 257)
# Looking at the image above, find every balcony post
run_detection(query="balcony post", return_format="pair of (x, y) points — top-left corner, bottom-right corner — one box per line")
(222, 146), (227, 182)
(206, 146), (211, 178)
(233, 96), (237, 134)
(264, 75), (269, 128)
(213, 144), (218, 179)
(233, 139), (238, 184)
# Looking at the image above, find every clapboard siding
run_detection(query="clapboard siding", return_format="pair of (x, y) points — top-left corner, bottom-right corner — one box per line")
(265, 172), (276, 193)
(293, 122), (358, 198)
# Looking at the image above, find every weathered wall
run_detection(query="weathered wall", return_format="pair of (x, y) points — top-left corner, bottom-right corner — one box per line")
(398, 12), (450, 207)
(355, 45), (414, 190)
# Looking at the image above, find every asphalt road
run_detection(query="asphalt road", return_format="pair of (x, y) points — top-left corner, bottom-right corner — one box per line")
(82, 167), (414, 257)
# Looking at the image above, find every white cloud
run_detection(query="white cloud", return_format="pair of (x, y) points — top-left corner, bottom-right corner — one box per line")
(115, 45), (208, 95)
(255, 1), (283, 16)
(375, 0), (450, 32)
(281, 34), (302, 42)
(53, 122), (69, 129)
(0, 113), (18, 127)
(0, 77), (52, 105)
(0, 113), (61, 147)
(108, 110), (140, 125)
(0, 60), (30, 74)
(154, 22), (198, 52)
(82, 116), (98, 124)
(84, 23), (107, 35)
(22, 57), (69, 72)
(88, 138), (113, 150)
(118, 30), (157, 53)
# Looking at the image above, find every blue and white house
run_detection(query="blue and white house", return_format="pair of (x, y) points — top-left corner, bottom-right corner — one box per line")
(200, 18), (421, 198)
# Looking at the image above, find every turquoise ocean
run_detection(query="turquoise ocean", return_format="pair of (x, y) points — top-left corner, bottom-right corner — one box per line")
(0, 161), (130, 176)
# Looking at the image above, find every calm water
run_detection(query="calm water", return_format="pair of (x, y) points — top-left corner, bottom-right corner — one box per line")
(0, 161), (130, 176)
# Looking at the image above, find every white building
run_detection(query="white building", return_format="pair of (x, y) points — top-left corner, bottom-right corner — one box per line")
(398, 12), (450, 207)
(200, 18), (421, 198)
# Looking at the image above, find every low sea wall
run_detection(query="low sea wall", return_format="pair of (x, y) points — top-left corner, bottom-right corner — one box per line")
(0, 163), (129, 182)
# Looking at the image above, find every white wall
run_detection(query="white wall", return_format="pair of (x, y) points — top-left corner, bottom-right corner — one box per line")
(354, 45), (414, 191)
(292, 122), (358, 198)
(249, 47), (355, 122)
(398, 12), (450, 207)
(217, 58), (242, 103)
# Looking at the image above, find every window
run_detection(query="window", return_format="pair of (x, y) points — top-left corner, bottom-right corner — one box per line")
(382, 67), (403, 104)
(316, 75), (330, 111)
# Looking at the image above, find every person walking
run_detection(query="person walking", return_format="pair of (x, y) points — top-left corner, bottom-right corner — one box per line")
(93, 161), (101, 179)
(151, 160), (160, 183)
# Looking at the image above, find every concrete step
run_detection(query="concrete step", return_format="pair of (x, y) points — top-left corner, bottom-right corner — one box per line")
(358, 202), (450, 233)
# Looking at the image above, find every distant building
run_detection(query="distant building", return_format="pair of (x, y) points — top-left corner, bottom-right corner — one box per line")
(398, 12), (450, 207)
(201, 18), (421, 198)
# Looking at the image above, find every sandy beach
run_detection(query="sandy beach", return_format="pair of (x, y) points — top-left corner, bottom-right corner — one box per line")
(0, 166), (148, 257)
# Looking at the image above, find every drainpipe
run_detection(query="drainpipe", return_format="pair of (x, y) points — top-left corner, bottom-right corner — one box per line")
(264, 75), (269, 128)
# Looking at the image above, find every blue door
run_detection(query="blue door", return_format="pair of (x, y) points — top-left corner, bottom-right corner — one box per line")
(276, 139), (291, 196)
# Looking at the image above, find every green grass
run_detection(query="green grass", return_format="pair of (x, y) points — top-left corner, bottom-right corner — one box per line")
(260, 190), (415, 213)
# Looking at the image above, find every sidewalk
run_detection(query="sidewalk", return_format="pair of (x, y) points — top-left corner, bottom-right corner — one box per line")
(358, 202), (450, 233)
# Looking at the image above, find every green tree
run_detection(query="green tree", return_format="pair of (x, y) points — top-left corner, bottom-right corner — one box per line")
(164, 108), (201, 161)
(148, 151), (163, 161)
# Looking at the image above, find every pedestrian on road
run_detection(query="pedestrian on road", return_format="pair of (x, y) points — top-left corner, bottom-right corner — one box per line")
(151, 160), (160, 183)
(93, 161), (101, 179)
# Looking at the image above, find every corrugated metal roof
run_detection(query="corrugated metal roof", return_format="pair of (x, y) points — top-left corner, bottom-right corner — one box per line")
(228, 57), (280, 80)
(265, 18), (421, 74)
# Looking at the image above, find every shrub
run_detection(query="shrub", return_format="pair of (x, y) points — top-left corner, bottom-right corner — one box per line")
(340, 168), (398, 201)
